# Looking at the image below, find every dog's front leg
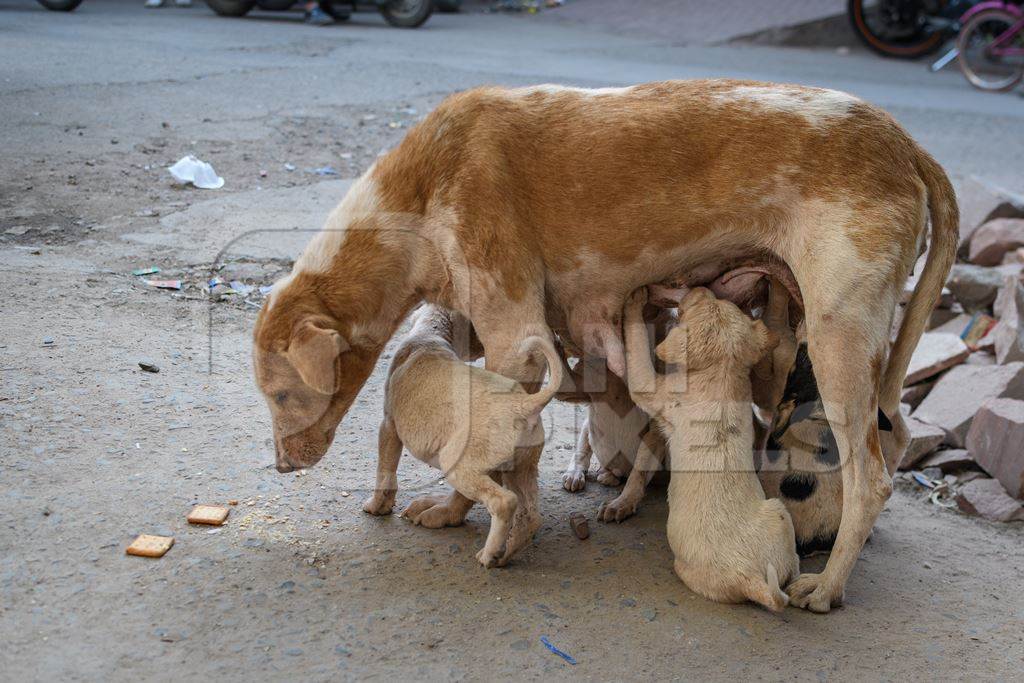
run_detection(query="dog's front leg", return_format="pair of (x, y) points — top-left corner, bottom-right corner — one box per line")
(598, 427), (664, 522)
(562, 416), (592, 492)
(363, 416), (402, 515)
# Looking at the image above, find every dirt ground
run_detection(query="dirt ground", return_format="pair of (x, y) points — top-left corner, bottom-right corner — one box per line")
(2, 1), (1024, 680)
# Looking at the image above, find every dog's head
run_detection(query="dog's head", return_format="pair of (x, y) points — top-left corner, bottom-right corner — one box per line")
(253, 278), (385, 473)
(656, 287), (778, 371)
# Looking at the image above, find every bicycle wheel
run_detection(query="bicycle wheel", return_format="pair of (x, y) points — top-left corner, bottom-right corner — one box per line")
(848, 0), (946, 59)
(957, 8), (1024, 92)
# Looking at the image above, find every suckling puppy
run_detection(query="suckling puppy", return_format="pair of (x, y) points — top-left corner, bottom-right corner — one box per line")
(624, 287), (799, 611)
(367, 305), (559, 567)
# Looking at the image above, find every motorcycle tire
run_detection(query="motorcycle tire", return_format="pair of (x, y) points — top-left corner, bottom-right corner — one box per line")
(320, 0), (352, 20)
(36, 0), (83, 10)
(847, 0), (946, 59)
(379, 0), (432, 28)
(256, 0), (296, 9)
(435, 0), (460, 12)
(204, 0), (257, 16)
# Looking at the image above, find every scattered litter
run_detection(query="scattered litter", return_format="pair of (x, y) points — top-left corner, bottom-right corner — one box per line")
(569, 512), (589, 540)
(187, 504), (230, 526)
(911, 471), (936, 489)
(388, 121), (401, 129)
(540, 636), (576, 665)
(126, 534), (174, 558)
(229, 280), (254, 296)
(42, 337), (54, 346)
(284, 163), (296, 172)
(144, 279), (182, 290)
(228, 499), (239, 506)
(138, 360), (160, 373)
(259, 169), (268, 178)
(962, 313), (997, 349)
(168, 155), (224, 190)
(312, 166), (339, 176)
(340, 491), (350, 497)
(131, 266), (160, 276)
(259, 285), (274, 296)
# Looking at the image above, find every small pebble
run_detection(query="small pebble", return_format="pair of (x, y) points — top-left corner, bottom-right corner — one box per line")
(138, 361), (160, 373)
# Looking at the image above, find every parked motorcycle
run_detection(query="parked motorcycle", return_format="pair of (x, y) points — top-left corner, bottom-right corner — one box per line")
(848, 0), (977, 58)
(205, 0), (433, 27)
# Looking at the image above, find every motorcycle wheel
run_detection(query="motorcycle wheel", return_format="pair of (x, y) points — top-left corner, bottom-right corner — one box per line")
(36, 0), (83, 10)
(847, 0), (946, 59)
(204, 0), (257, 16)
(320, 0), (352, 20)
(957, 8), (1024, 92)
(379, 0), (432, 28)
(256, 0), (296, 9)
(435, 0), (460, 12)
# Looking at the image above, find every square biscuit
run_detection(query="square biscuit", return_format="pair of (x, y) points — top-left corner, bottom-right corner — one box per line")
(126, 534), (174, 558)
(187, 504), (230, 526)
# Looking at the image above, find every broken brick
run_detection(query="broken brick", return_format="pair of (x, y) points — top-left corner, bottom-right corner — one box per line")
(965, 398), (1024, 499)
(913, 362), (1024, 447)
(898, 415), (946, 470)
(969, 218), (1024, 266)
(957, 176), (1024, 257)
(916, 449), (976, 474)
(955, 478), (1024, 522)
(904, 333), (970, 386)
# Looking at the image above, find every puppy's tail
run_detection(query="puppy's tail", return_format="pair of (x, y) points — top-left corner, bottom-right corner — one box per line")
(745, 562), (790, 613)
(519, 335), (565, 418)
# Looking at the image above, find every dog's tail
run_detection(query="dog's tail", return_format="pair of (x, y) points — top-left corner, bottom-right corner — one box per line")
(745, 562), (790, 613)
(879, 149), (959, 415)
(519, 335), (565, 418)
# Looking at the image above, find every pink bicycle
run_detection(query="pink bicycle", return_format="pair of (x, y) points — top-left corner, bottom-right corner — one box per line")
(957, 1), (1024, 90)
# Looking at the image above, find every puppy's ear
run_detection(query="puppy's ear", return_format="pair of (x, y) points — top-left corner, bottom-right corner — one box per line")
(654, 327), (686, 364)
(287, 318), (349, 394)
(750, 320), (779, 362)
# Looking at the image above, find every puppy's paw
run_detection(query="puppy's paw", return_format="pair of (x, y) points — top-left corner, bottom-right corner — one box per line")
(627, 287), (648, 310)
(401, 495), (465, 528)
(595, 467), (621, 487)
(475, 544), (506, 569)
(362, 492), (396, 516)
(598, 496), (638, 523)
(562, 467), (587, 492)
(785, 573), (844, 614)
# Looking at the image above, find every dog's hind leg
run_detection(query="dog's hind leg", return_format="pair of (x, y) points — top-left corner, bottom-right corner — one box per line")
(445, 465), (519, 568)
(402, 490), (475, 529)
(784, 266), (898, 613)
(500, 442), (543, 565)
(597, 427), (664, 522)
(363, 416), (402, 515)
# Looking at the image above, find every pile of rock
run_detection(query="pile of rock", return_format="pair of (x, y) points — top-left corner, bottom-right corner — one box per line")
(897, 177), (1024, 523)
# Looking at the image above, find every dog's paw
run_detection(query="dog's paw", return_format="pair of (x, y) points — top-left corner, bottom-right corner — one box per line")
(362, 492), (395, 516)
(785, 573), (844, 614)
(598, 496), (637, 523)
(627, 287), (648, 309)
(595, 468), (621, 487)
(402, 495), (466, 529)
(475, 544), (507, 569)
(562, 467), (587, 492)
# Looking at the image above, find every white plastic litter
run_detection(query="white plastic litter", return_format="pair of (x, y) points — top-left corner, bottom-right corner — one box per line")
(168, 155), (224, 190)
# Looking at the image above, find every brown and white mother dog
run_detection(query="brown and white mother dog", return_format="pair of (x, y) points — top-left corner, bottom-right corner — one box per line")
(253, 79), (957, 612)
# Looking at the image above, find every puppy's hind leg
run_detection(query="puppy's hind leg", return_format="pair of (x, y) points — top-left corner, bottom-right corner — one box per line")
(445, 466), (519, 568)
(363, 416), (402, 516)
(402, 490), (475, 529)
(562, 416), (592, 493)
(500, 442), (543, 566)
(745, 563), (790, 613)
(598, 428), (664, 522)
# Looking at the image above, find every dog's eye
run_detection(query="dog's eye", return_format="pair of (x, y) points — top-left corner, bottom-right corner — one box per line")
(274, 392), (288, 405)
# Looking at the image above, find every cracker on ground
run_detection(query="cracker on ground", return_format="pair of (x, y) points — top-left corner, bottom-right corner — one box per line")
(126, 534), (174, 558)
(187, 504), (230, 526)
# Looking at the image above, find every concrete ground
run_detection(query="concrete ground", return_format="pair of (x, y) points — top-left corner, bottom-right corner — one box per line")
(2, 1), (1023, 680)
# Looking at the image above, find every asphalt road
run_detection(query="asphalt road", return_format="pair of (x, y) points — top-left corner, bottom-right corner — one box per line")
(2, 1), (1023, 681)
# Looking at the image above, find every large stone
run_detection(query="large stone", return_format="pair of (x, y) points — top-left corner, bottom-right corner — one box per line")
(966, 398), (1024, 499)
(917, 448), (976, 473)
(913, 362), (1024, 447)
(957, 176), (1024, 257)
(930, 313), (972, 336)
(902, 379), (935, 410)
(904, 333), (969, 386)
(898, 415), (946, 470)
(955, 478), (1024, 522)
(992, 276), (1024, 364)
(969, 218), (1024, 266)
(946, 265), (1008, 312)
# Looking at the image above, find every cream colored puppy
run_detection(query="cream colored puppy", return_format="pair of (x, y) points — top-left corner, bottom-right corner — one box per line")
(367, 305), (559, 568)
(624, 287), (799, 611)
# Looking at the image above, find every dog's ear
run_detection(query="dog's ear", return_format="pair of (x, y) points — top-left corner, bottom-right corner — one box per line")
(750, 319), (780, 362)
(287, 318), (349, 394)
(654, 326), (686, 364)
